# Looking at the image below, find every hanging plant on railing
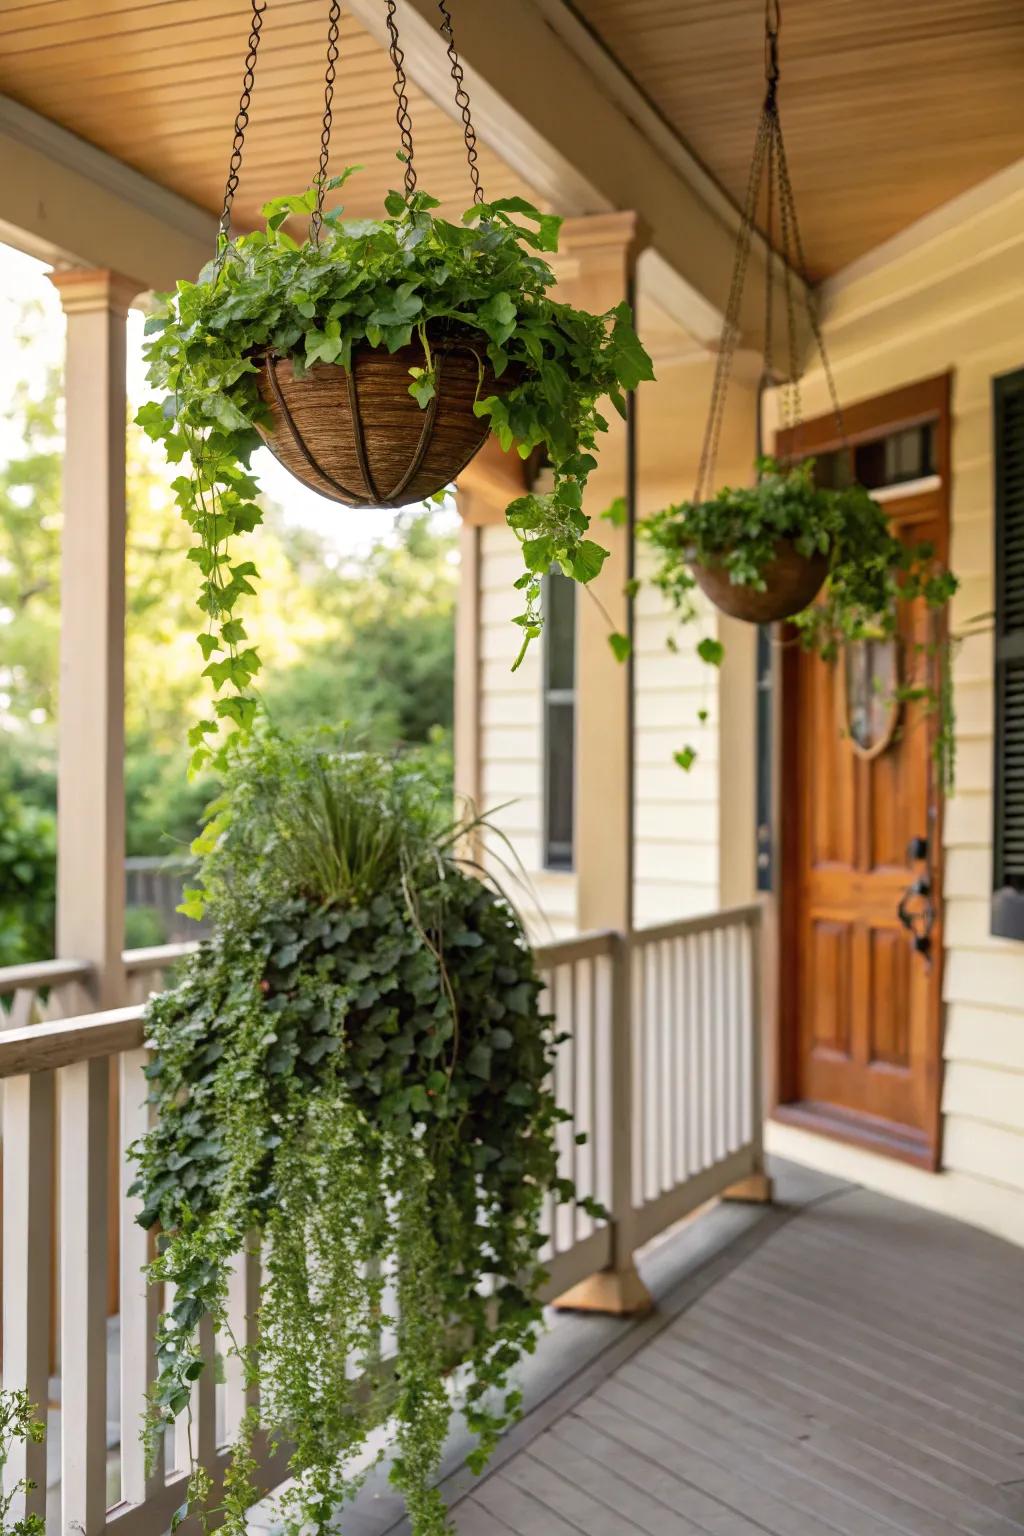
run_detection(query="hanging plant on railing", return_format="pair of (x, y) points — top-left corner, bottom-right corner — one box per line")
(130, 729), (598, 1534)
(136, 0), (652, 772)
(613, 0), (957, 791)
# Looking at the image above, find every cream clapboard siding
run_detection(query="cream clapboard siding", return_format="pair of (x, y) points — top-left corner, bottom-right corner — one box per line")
(766, 162), (1024, 1242)
(633, 546), (721, 925)
(631, 356), (759, 926)
(478, 523), (578, 941)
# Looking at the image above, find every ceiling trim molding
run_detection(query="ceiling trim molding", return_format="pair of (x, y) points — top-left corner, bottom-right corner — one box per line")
(0, 93), (216, 286)
(822, 156), (1024, 304)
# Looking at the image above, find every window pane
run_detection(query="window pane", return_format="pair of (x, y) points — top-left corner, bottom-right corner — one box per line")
(545, 571), (576, 693)
(545, 700), (574, 869)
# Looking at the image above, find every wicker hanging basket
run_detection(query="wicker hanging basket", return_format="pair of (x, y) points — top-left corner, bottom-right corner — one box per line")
(255, 332), (511, 509)
(691, 538), (829, 625)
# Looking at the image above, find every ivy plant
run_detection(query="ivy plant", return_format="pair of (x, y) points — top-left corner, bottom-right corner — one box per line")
(137, 171), (653, 770)
(623, 459), (959, 790)
(130, 729), (598, 1535)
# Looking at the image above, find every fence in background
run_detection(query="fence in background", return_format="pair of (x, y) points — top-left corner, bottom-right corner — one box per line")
(0, 904), (763, 1532)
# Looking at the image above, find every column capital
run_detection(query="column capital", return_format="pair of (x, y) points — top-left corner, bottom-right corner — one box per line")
(555, 210), (649, 259)
(48, 267), (142, 317)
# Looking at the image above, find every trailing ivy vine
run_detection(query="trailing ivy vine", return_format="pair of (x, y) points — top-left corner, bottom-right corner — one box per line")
(624, 459), (959, 789)
(130, 730), (596, 1534)
(137, 173), (653, 771)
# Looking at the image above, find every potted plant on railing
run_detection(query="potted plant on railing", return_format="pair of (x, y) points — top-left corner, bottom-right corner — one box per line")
(130, 728), (596, 1535)
(625, 457), (958, 788)
(137, 171), (653, 770)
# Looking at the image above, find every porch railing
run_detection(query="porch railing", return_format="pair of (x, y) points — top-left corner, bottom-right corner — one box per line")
(0, 903), (763, 1531)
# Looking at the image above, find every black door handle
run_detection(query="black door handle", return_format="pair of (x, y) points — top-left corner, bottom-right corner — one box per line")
(899, 834), (934, 963)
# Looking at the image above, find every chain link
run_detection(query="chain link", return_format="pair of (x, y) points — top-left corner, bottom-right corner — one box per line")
(218, 0), (268, 244)
(386, 0), (418, 199)
(310, 0), (342, 245)
(437, 0), (484, 204)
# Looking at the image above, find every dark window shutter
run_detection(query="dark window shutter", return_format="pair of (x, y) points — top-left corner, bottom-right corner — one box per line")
(992, 367), (1024, 940)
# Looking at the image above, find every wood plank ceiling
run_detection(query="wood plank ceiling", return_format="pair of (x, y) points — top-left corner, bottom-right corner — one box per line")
(1, 0), (1022, 280)
(570, 0), (1024, 278)
(0, 0), (531, 232)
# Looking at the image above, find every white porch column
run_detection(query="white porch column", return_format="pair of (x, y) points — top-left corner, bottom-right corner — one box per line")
(48, 269), (137, 1011)
(549, 213), (652, 1315)
(554, 213), (644, 937)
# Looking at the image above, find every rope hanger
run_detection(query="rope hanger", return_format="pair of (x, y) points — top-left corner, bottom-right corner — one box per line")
(694, 0), (846, 501)
(217, 0), (486, 248)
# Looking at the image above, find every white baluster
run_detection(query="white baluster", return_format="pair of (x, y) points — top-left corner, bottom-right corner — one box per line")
(224, 1239), (260, 1439)
(119, 1047), (160, 1503)
(59, 1056), (110, 1535)
(2, 1069), (55, 1524)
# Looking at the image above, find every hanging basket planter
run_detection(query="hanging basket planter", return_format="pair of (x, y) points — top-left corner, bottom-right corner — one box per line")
(134, 0), (652, 763)
(255, 330), (513, 508)
(625, 0), (958, 789)
(691, 537), (828, 624)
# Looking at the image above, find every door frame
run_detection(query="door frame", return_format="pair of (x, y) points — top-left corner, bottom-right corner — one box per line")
(773, 373), (952, 1170)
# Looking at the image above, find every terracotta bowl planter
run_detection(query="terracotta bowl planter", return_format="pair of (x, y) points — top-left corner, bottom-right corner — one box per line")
(255, 332), (512, 509)
(691, 538), (829, 624)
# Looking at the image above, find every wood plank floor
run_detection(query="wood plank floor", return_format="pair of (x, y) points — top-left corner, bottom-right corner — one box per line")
(448, 1183), (1024, 1535)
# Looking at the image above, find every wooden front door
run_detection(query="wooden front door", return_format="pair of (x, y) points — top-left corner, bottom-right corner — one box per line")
(778, 378), (950, 1168)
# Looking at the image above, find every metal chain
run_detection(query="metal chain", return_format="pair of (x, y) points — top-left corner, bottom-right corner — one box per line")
(386, 0), (418, 199)
(761, 125), (776, 398)
(218, 0), (268, 244)
(774, 110), (801, 432)
(694, 108), (771, 501)
(310, 0), (342, 245)
(775, 122), (847, 444)
(695, 0), (849, 491)
(437, 0), (484, 204)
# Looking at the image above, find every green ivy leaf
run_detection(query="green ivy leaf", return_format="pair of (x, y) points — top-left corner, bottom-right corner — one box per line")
(697, 636), (725, 667)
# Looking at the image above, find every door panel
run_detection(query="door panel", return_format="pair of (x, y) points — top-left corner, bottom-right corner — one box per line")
(778, 381), (949, 1168)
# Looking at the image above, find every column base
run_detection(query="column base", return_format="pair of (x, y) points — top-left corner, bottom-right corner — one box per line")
(721, 1170), (774, 1204)
(551, 1263), (653, 1317)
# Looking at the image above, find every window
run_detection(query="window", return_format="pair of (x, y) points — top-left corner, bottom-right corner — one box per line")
(543, 570), (576, 870)
(993, 367), (1024, 941)
(813, 423), (937, 492)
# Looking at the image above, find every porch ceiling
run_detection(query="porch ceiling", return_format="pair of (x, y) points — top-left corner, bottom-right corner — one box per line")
(571, 0), (1024, 278)
(0, 0), (534, 233)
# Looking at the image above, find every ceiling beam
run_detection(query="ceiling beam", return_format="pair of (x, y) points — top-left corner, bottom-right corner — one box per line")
(0, 94), (215, 291)
(347, 0), (804, 351)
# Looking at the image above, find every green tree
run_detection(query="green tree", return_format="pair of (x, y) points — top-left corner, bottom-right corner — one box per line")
(264, 512), (456, 752)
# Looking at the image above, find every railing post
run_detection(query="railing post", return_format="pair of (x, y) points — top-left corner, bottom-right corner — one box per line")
(552, 932), (652, 1315)
(723, 906), (774, 1204)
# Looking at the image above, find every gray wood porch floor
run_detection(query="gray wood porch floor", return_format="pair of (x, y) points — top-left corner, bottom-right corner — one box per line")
(351, 1159), (1024, 1535)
